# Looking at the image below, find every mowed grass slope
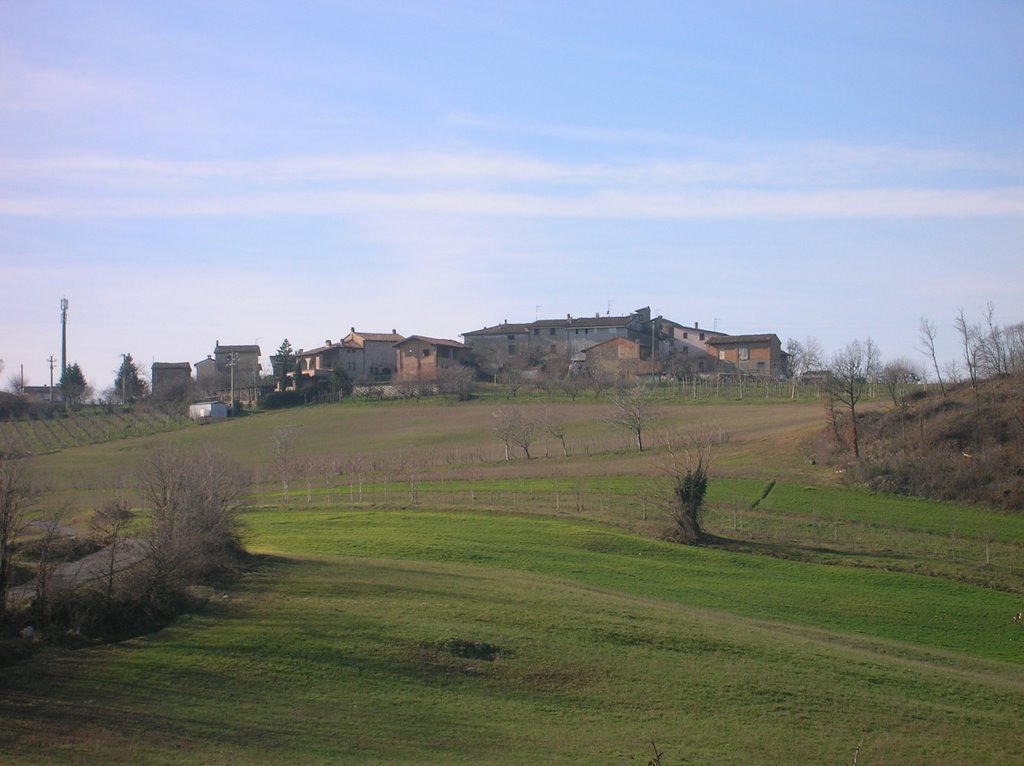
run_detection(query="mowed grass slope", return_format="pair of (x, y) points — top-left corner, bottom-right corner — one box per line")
(5, 395), (1024, 764)
(246, 509), (1024, 665)
(3, 511), (1024, 765)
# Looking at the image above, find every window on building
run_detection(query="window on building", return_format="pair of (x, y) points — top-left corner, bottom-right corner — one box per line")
(682, 346), (689, 355)
(533, 329), (540, 335)
(699, 332), (705, 340)
(507, 334), (515, 341)
(507, 344), (515, 355)
(682, 332), (688, 339)
(718, 350), (725, 360)
(739, 346), (750, 361)
(549, 328), (556, 336)
(422, 348), (431, 357)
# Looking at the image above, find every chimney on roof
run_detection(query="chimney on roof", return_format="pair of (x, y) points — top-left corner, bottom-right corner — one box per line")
(695, 321), (699, 329)
(595, 312), (600, 318)
(567, 313), (572, 321)
(326, 340), (332, 346)
(392, 329), (396, 334)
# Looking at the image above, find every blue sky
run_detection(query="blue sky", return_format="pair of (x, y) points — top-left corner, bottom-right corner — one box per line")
(2, 0), (1022, 391)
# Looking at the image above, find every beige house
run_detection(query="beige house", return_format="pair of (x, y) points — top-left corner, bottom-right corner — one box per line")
(294, 338), (358, 383)
(294, 329), (405, 385)
(342, 328), (404, 380)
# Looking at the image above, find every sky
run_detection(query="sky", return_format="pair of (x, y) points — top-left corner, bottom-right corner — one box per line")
(2, 0), (1023, 392)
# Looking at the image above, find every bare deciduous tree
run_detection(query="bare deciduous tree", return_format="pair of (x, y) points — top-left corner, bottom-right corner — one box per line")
(6, 372), (28, 396)
(32, 513), (67, 613)
(560, 370), (584, 400)
(607, 382), (656, 452)
(979, 302), (1009, 378)
(271, 426), (296, 504)
(492, 406), (536, 460)
(879, 358), (922, 408)
(89, 498), (135, 606)
(955, 309), (981, 410)
(509, 410), (537, 460)
(497, 367), (523, 398)
(785, 336), (823, 399)
(0, 453), (33, 612)
(917, 316), (946, 397)
(492, 407), (517, 461)
(542, 405), (569, 458)
(826, 338), (880, 459)
(1006, 322), (1024, 375)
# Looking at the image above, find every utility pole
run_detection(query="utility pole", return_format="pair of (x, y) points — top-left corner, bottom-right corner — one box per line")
(47, 355), (56, 402)
(652, 313), (657, 382)
(226, 353), (238, 415)
(651, 311), (659, 383)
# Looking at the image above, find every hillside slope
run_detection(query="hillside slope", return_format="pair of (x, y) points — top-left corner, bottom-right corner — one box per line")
(851, 376), (1024, 508)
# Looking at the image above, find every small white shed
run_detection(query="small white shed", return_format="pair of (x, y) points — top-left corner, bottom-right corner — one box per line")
(189, 401), (228, 423)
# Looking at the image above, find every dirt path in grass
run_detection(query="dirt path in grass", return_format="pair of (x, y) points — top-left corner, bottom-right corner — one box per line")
(6, 539), (147, 606)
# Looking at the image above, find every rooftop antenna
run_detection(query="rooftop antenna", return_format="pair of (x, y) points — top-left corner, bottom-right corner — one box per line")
(60, 297), (69, 374)
(713, 317), (720, 331)
(535, 305), (542, 321)
(607, 300), (612, 316)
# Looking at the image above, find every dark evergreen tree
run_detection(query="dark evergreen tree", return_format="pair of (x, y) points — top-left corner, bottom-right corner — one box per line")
(273, 339), (297, 389)
(60, 362), (90, 409)
(114, 353), (148, 403)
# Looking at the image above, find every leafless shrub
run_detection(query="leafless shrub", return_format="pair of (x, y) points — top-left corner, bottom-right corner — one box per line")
(137, 447), (250, 595)
(665, 430), (718, 544)
(438, 365), (477, 401)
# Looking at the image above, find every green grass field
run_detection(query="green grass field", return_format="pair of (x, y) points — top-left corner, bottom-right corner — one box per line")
(3, 395), (1024, 764)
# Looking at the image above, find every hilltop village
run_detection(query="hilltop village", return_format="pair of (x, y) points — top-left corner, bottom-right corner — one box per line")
(151, 306), (784, 409)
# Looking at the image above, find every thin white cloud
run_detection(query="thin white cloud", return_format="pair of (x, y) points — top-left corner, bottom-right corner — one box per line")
(3, 140), (1017, 195)
(3, 186), (1023, 220)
